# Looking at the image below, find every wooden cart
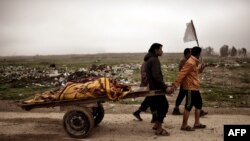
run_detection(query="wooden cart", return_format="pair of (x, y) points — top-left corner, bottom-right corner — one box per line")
(18, 89), (166, 138)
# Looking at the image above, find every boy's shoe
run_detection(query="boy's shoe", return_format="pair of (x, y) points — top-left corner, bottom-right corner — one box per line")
(172, 108), (182, 115)
(193, 123), (206, 129)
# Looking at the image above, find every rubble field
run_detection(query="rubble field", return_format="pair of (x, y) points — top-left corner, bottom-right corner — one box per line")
(0, 53), (249, 107)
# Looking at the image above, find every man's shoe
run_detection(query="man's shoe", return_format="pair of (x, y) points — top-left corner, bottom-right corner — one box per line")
(151, 114), (157, 123)
(133, 111), (143, 121)
(151, 119), (156, 123)
(200, 110), (208, 117)
(172, 108), (182, 115)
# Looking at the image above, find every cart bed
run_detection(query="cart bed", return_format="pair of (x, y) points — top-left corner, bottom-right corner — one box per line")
(19, 89), (165, 110)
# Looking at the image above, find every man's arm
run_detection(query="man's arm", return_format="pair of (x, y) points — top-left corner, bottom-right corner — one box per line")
(140, 62), (148, 87)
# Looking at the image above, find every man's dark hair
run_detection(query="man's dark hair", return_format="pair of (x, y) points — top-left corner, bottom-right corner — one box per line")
(148, 43), (162, 54)
(191, 46), (202, 56)
(184, 48), (191, 56)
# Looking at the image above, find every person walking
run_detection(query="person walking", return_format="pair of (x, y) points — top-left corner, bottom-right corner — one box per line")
(173, 48), (208, 117)
(172, 46), (206, 131)
(143, 43), (172, 136)
(133, 62), (157, 122)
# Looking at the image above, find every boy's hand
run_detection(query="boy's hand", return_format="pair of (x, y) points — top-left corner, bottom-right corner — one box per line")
(166, 86), (174, 95)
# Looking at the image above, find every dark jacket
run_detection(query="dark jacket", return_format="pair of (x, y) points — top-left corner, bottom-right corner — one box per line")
(140, 62), (148, 87)
(144, 52), (167, 90)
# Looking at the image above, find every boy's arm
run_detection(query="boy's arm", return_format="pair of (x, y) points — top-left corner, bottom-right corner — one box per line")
(179, 59), (187, 71)
(198, 63), (206, 73)
(173, 62), (192, 89)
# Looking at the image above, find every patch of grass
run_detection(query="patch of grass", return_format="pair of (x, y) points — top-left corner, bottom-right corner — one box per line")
(203, 57), (219, 64)
(164, 70), (178, 82)
(130, 69), (141, 82)
(203, 91), (224, 101)
(201, 83), (250, 107)
(0, 84), (53, 100)
(239, 73), (250, 83)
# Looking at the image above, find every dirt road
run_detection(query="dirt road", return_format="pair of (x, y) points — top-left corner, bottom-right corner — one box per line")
(0, 100), (250, 141)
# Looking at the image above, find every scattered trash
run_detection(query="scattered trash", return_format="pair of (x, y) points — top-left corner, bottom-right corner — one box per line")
(213, 106), (219, 108)
(241, 101), (247, 105)
(0, 63), (143, 88)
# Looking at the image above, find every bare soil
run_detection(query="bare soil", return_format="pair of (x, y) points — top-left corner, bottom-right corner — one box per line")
(0, 100), (250, 141)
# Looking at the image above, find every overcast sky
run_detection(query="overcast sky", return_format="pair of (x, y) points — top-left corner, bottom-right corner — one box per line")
(0, 0), (249, 56)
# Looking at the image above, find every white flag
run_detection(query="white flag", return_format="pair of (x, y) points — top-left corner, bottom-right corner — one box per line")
(183, 20), (198, 43)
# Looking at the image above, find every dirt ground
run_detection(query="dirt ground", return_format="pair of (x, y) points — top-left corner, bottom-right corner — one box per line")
(0, 100), (250, 141)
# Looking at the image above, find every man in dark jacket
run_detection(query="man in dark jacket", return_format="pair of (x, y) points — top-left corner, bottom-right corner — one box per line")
(143, 43), (171, 136)
(133, 62), (157, 123)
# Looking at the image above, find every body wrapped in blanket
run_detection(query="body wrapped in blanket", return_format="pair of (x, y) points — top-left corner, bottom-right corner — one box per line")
(22, 77), (131, 104)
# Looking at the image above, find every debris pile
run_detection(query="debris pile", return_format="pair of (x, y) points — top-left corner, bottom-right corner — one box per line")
(0, 63), (142, 88)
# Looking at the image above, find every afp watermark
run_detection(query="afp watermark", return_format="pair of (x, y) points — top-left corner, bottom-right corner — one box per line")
(224, 125), (249, 141)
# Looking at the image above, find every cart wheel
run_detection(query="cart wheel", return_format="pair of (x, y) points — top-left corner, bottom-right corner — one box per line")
(63, 107), (94, 138)
(92, 103), (105, 126)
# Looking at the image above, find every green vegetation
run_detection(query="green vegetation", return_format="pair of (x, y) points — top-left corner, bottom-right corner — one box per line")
(239, 72), (250, 83)
(0, 84), (53, 100)
(0, 53), (249, 107)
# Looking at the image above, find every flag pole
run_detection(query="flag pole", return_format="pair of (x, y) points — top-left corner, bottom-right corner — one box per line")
(191, 20), (204, 64)
(191, 20), (199, 47)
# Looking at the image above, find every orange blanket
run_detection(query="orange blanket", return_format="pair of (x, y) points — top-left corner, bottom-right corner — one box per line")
(22, 77), (131, 104)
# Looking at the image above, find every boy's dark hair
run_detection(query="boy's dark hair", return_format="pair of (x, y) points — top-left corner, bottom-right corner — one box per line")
(191, 46), (202, 56)
(148, 43), (163, 54)
(184, 48), (191, 56)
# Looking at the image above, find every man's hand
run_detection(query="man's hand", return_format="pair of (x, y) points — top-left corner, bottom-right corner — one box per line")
(166, 86), (175, 95)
